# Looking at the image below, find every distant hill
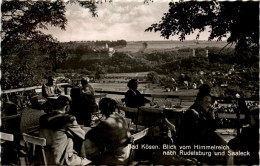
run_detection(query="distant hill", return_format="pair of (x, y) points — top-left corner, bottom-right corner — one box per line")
(117, 40), (230, 53)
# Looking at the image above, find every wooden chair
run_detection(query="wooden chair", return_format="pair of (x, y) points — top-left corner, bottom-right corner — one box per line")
(0, 132), (14, 143)
(124, 118), (132, 128)
(0, 132), (16, 165)
(34, 88), (42, 95)
(22, 133), (47, 166)
(117, 105), (139, 131)
(163, 108), (185, 134)
(137, 106), (164, 127)
(127, 128), (150, 165)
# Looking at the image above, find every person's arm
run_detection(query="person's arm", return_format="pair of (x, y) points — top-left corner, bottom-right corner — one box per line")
(66, 153), (92, 165)
(42, 85), (48, 98)
(164, 118), (176, 134)
(88, 85), (95, 96)
(137, 90), (150, 104)
(54, 84), (62, 95)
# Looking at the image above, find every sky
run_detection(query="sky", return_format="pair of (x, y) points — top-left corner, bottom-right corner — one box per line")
(45, 1), (211, 42)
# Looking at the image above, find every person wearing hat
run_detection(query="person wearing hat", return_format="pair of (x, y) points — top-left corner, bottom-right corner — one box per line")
(42, 76), (62, 98)
(228, 107), (259, 165)
(39, 95), (91, 165)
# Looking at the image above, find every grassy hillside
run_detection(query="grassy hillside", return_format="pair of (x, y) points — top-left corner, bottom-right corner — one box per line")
(116, 40), (230, 53)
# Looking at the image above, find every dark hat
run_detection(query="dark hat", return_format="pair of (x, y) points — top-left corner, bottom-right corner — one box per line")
(56, 95), (70, 109)
(196, 92), (212, 102)
(198, 84), (211, 94)
(81, 77), (90, 85)
(249, 107), (259, 116)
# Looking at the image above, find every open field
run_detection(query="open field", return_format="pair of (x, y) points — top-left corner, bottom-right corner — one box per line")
(90, 81), (198, 106)
(116, 40), (230, 53)
(105, 72), (149, 78)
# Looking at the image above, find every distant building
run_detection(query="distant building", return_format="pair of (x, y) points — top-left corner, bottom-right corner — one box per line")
(108, 47), (115, 57)
(193, 49), (195, 57)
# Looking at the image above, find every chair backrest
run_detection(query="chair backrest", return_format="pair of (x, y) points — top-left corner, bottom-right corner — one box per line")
(22, 133), (47, 166)
(127, 128), (150, 165)
(137, 106), (164, 126)
(0, 132), (14, 142)
(163, 108), (185, 133)
(23, 133), (46, 146)
(124, 118), (132, 128)
(132, 128), (150, 142)
(117, 105), (139, 113)
(34, 89), (43, 96)
(117, 105), (139, 121)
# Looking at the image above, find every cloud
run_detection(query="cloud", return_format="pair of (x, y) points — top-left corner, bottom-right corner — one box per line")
(45, 1), (211, 42)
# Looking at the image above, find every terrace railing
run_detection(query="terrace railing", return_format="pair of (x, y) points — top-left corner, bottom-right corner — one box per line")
(1, 84), (258, 131)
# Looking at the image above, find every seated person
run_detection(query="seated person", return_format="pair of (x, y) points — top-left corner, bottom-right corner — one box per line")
(20, 95), (46, 134)
(177, 92), (224, 164)
(69, 86), (95, 127)
(228, 107), (259, 165)
(125, 79), (150, 119)
(42, 76), (62, 98)
(81, 77), (94, 96)
(39, 95), (91, 165)
(81, 98), (132, 165)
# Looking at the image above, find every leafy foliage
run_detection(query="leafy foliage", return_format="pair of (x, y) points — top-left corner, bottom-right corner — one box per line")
(147, 71), (160, 84)
(146, 1), (259, 57)
(1, 0), (98, 89)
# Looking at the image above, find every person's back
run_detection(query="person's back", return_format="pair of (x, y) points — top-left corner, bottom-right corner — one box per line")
(176, 92), (224, 164)
(228, 107), (259, 165)
(39, 96), (91, 165)
(81, 98), (131, 165)
(69, 86), (97, 126)
(20, 95), (46, 134)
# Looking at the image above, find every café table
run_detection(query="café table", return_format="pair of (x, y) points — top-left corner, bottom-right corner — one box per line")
(215, 128), (237, 165)
(215, 128), (236, 143)
(46, 94), (71, 100)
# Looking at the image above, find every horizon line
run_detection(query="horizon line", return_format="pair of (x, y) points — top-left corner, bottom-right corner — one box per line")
(60, 39), (227, 42)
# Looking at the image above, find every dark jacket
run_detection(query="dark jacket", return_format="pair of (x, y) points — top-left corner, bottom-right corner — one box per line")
(125, 89), (150, 108)
(228, 126), (259, 165)
(177, 103), (217, 146)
